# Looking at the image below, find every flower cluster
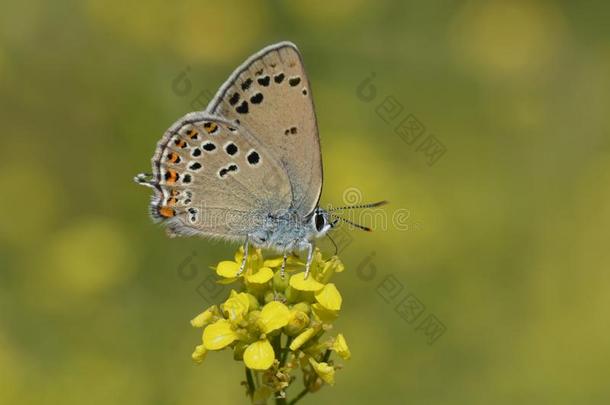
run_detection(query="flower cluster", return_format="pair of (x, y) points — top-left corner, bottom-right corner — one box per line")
(190, 247), (351, 403)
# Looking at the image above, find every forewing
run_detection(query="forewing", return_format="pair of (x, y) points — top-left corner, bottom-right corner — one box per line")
(207, 41), (322, 218)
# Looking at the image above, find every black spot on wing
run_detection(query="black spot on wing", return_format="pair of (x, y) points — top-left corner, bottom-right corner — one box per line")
(289, 77), (301, 86)
(241, 78), (253, 91)
(250, 93), (263, 104)
(202, 142), (216, 152)
(229, 92), (240, 106)
(247, 151), (260, 165)
(236, 101), (249, 114)
(274, 73), (285, 84)
(257, 76), (270, 86)
(225, 143), (238, 156)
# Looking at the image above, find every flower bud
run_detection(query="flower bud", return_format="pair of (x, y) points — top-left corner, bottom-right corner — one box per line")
(292, 302), (311, 314)
(246, 293), (260, 311)
(264, 291), (276, 304)
(284, 310), (310, 336)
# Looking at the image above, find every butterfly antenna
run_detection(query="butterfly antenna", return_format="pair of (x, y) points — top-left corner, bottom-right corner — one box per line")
(328, 200), (388, 212)
(330, 214), (373, 232)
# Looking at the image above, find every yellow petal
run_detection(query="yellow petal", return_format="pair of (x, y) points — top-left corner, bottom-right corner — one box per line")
(311, 303), (339, 323)
(309, 358), (335, 385)
(289, 327), (317, 351)
(332, 333), (351, 360)
(191, 344), (208, 364)
(235, 247), (264, 269)
(257, 301), (291, 333)
(190, 305), (216, 328)
(314, 283), (342, 311)
(318, 256), (345, 283)
(245, 267), (274, 284)
(289, 272), (324, 292)
(216, 261), (240, 278)
(202, 319), (238, 350)
(222, 292), (250, 322)
(328, 256), (344, 273)
(244, 339), (275, 370)
(245, 293), (260, 311)
(234, 247), (245, 264)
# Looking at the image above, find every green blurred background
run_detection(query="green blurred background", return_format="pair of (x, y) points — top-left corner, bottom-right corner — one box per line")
(2, 0), (610, 403)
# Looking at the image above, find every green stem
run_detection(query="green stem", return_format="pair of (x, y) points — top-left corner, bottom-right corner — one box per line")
(245, 367), (255, 399)
(272, 334), (282, 362)
(275, 396), (287, 405)
(279, 337), (293, 366)
(288, 388), (309, 405)
(322, 349), (331, 363)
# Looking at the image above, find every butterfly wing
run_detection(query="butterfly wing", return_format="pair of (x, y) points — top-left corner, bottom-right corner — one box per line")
(148, 112), (293, 240)
(207, 41), (322, 219)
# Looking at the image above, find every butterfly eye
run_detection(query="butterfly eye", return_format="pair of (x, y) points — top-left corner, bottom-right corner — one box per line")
(314, 212), (326, 232)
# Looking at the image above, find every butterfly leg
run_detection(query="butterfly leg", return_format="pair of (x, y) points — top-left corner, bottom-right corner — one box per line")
(304, 242), (314, 279)
(237, 236), (249, 276)
(280, 251), (289, 279)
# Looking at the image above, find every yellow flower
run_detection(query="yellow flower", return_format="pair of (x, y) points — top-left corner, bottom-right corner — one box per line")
(216, 248), (275, 285)
(216, 260), (241, 278)
(289, 272), (324, 292)
(332, 334), (351, 360)
(290, 327), (318, 351)
(202, 319), (239, 350)
(222, 291), (250, 323)
(245, 266), (274, 284)
(190, 305), (217, 328)
(314, 283), (342, 311)
(257, 301), (291, 334)
(244, 339), (275, 370)
(264, 255), (304, 272)
(190, 247), (350, 400)
(317, 255), (344, 283)
(309, 358), (335, 386)
(191, 344), (208, 364)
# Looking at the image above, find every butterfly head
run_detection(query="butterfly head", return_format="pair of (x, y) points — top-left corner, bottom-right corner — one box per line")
(310, 207), (333, 238)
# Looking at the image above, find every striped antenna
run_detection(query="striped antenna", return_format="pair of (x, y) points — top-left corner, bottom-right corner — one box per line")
(328, 200), (388, 212)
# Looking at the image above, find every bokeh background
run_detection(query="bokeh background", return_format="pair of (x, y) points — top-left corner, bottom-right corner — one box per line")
(2, 0), (610, 403)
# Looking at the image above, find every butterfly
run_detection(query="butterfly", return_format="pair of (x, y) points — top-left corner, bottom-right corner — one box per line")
(135, 42), (385, 277)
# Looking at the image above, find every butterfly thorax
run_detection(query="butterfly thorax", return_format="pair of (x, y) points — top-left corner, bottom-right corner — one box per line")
(249, 208), (322, 252)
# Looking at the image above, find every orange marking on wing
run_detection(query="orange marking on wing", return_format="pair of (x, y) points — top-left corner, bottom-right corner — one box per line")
(159, 206), (175, 218)
(204, 122), (218, 133)
(166, 170), (178, 185)
(167, 197), (178, 205)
